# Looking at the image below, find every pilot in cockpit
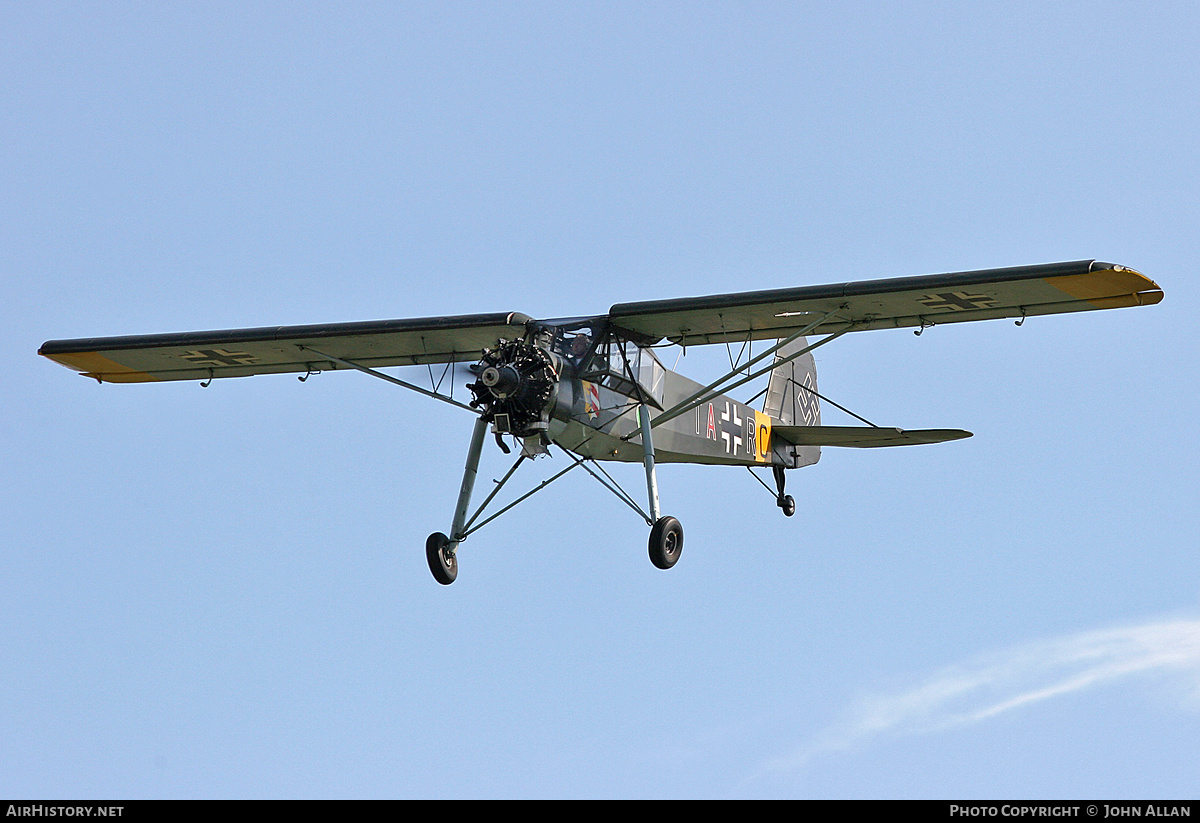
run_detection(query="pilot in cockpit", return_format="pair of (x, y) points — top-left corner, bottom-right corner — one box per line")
(568, 334), (591, 368)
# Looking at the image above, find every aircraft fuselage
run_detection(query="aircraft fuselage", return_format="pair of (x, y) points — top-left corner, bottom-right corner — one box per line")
(549, 366), (793, 467)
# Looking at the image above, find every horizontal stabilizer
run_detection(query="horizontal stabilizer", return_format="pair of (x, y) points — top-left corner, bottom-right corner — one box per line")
(773, 426), (972, 448)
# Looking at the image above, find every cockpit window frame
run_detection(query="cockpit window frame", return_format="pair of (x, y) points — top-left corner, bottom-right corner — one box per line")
(533, 317), (665, 408)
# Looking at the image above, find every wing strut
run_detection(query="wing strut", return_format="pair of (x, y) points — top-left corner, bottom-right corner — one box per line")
(646, 309), (843, 429)
(298, 345), (475, 412)
(649, 319), (857, 430)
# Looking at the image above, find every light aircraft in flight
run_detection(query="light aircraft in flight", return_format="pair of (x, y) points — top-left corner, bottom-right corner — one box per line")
(40, 260), (1162, 584)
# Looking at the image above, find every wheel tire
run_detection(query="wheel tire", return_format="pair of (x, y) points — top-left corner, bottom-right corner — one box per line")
(426, 532), (458, 585)
(648, 516), (684, 570)
(780, 495), (796, 517)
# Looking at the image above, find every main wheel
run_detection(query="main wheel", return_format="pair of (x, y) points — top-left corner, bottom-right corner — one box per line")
(426, 532), (458, 585)
(779, 494), (796, 517)
(648, 516), (683, 570)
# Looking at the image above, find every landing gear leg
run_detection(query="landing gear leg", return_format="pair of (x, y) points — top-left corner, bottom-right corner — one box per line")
(426, 415), (489, 585)
(773, 465), (795, 517)
(638, 405), (661, 525)
(639, 404), (683, 569)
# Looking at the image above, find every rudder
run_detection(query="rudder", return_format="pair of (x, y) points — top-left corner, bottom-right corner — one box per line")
(762, 336), (820, 468)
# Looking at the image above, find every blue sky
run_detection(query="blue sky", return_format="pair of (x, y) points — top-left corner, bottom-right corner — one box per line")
(4, 2), (1198, 798)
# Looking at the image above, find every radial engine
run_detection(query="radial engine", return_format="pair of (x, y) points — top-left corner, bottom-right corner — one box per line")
(467, 338), (561, 450)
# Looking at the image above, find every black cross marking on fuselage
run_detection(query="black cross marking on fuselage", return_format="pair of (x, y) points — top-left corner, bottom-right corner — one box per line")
(180, 348), (258, 367)
(917, 291), (998, 311)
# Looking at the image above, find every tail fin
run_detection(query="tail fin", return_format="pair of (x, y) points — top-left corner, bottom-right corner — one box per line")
(762, 336), (820, 468)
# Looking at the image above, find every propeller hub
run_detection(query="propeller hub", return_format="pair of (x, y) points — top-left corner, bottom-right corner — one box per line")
(480, 364), (520, 397)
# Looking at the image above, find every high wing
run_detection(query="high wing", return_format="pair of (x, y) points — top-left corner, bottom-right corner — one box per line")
(41, 260), (1162, 384)
(607, 260), (1162, 345)
(40, 312), (532, 383)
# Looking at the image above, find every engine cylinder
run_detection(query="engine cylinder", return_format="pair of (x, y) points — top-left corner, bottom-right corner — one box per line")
(468, 340), (559, 437)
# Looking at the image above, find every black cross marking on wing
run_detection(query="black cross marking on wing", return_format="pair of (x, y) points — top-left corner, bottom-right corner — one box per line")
(917, 291), (999, 311)
(180, 348), (259, 366)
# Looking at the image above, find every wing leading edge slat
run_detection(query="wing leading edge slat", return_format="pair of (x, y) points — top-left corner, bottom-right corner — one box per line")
(607, 260), (1162, 345)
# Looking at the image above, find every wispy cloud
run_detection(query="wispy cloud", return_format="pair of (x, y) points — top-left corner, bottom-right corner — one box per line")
(764, 615), (1200, 775)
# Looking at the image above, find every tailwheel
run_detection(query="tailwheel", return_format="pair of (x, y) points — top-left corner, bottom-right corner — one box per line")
(772, 466), (795, 517)
(648, 516), (683, 570)
(426, 532), (458, 585)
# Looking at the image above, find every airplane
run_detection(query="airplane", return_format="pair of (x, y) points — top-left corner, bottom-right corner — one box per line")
(39, 259), (1162, 584)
